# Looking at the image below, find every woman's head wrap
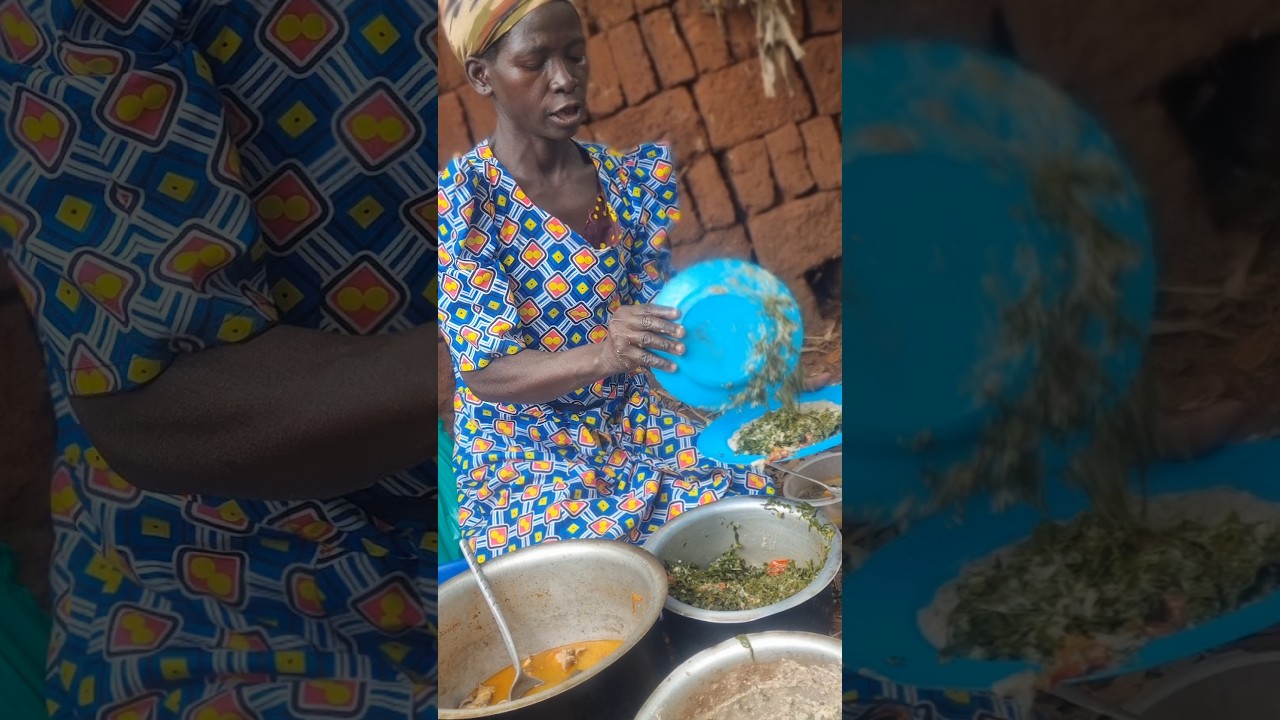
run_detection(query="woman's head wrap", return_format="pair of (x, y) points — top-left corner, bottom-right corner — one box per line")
(441, 0), (574, 63)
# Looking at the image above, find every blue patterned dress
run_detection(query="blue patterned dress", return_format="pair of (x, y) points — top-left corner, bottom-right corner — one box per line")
(0, 1), (438, 717)
(437, 141), (774, 562)
(843, 678), (1037, 720)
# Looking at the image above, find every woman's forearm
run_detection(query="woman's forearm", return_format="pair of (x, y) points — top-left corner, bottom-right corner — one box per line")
(462, 343), (612, 405)
(70, 324), (438, 499)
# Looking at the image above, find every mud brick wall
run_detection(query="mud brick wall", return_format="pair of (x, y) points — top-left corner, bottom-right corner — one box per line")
(437, 0), (844, 322)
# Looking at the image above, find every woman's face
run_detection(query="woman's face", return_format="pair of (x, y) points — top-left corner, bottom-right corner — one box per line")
(468, 1), (589, 141)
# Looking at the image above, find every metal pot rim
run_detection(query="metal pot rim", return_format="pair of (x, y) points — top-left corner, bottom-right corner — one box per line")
(642, 496), (843, 622)
(438, 539), (668, 718)
(634, 631), (843, 719)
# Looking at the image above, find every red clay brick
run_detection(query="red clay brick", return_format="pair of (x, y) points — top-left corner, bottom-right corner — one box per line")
(641, 9), (697, 87)
(633, 0), (670, 11)
(591, 87), (708, 156)
(723, 8), (757, 63)
(764, 123), (815, 198)
(720, 2), (805, 63)
(575, 124), (597, 142)
(458, 88), (497, 143)
(685, 153), (735, 229)
(673, 225), (753, 269)
(724, 138), (776, 215)
(675, 0), (731, 73)
(799, 115), (841, 190)
(808, 0), (841, 34)
(437, 92), (472, 164)
(670, 177), (704, 246)
(748, 190), (841, 279)
(747, 190), (842, 324)
(587, 33), (625, 117)
(694, 58), (813, 150)
(582, 0), (636, 32)
(799, 34), (841, 117)
(608, 21), (659, 105)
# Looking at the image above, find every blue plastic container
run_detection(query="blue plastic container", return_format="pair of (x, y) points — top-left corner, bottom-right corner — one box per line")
(841, 41), (1156, 514)
(651, 259), (804, 411)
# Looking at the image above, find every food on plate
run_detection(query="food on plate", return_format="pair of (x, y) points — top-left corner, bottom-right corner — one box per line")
(732, 401), (842, 460)
(666, 544), (820, 611)
(460, 639), (623, 707)
(919, 490), (1280, 685)
(679, 656), (842, 720)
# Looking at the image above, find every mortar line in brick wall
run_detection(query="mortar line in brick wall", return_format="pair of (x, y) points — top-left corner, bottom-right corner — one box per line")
(673, 164), (704, 230)
(711, 151), (749, 228)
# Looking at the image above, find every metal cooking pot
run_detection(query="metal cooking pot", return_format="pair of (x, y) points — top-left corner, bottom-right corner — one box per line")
(642, 496), (842, 660)
(633, 631), (843, 719)
(438, 539), (671, 719)
(1127, 652), (1280, 720)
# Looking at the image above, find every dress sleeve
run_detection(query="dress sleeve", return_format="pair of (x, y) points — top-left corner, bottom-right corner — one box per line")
(436, 156), (528, 373)
(618, 143), (677, 305)
(0, 2), (275, 397)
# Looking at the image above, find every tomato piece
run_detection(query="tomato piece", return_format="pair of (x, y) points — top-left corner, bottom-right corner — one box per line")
(766, 559), (791, 576)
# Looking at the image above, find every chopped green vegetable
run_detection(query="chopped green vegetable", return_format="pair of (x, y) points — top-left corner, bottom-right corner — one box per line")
(765, 496), (836, 542)
(945, 509), (1280, 669)
(666, 545), (821, 611)
(926, 154), (1156, 527)
(736, 405), (842, 459)
(724, 292), (804, 412)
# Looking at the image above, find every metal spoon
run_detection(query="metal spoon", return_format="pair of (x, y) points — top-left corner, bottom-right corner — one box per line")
(766, 462), (843, 500)
(460, 540), (544, 702)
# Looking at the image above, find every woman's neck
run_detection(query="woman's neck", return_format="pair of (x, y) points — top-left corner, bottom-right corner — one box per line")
(488, 123), (583, 183)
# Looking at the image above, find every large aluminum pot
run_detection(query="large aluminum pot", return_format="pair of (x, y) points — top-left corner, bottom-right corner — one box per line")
(633, 631), (843, 719)
(438, 539), (670, 719)
(642, 496), (842, 660)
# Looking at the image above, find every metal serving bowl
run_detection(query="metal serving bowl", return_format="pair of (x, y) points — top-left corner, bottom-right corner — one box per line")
(641, 496), (842, 660)
(633, 631), (843, 719)
(438, 539), (670, 719)
(784, 450), (844, 529)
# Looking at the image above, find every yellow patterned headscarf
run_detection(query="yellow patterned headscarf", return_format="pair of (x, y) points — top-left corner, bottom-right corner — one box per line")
(441, 0), (574, 63)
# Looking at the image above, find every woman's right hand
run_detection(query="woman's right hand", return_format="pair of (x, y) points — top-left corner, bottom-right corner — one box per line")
(596, 303), (686, 375)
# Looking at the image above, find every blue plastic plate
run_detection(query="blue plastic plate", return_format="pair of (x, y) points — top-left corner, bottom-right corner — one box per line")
(438, 558), (467, 585)
(843, 440), (1280, 692)
(842, 42), (1157, 452)
(697, 384), (843, 465)
(651, 259), (804, 411)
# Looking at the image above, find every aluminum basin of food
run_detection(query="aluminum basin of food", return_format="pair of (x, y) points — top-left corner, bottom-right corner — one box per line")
(438, 540), (670, 719)
(641, 496), (842, 660)
(633, 631), (843, 720)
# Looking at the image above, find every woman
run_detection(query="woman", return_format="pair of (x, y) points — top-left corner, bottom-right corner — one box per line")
(438, 0), (784, 562)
